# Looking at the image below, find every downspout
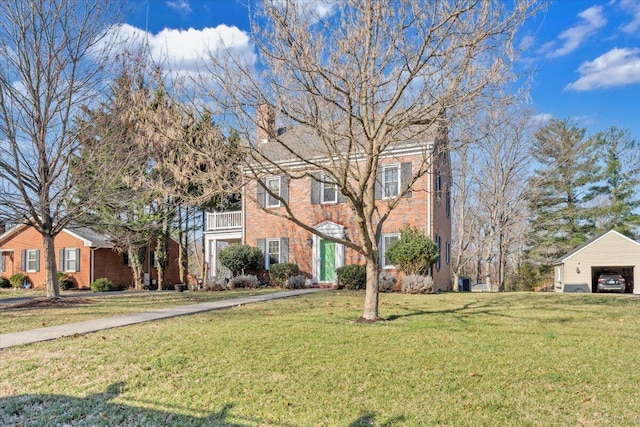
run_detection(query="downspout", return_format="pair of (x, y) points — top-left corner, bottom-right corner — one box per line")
(241, 175), (246, 245)
(90, 247), (97, 284)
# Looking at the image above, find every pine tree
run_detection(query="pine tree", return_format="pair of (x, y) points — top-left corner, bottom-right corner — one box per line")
(588, 127), (640, 239)
(525, 118), (599, 266)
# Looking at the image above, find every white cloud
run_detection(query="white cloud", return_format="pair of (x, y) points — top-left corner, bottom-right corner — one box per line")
(166, 0), (191, 14)
(619, 0), (640, 35)
(269, 0), (339, 23)
(101, 23), (256, 76)
(565, 47), (640, 91)
(531, 113), (553, 124)
(546, 6), (607, 58)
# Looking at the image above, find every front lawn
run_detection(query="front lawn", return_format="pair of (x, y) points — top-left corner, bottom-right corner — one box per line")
(1, 292), (639, 426)
(0, 289), (279, 334)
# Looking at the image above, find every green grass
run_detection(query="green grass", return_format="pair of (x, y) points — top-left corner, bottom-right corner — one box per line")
(1, 291), (639, 426)
(0, 289), (279, 333)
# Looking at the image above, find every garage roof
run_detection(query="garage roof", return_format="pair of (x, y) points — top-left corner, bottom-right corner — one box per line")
(553, 230), (640, 265)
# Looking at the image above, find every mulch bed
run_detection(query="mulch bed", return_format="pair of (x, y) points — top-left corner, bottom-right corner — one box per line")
(2, 297), (96, 310)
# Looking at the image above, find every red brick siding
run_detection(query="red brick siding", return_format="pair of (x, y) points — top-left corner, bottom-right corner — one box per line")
(245, 152), (452, 290)
(0, 226), (182, 289)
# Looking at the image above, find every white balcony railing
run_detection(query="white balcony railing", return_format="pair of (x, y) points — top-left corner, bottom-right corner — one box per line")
(206, 211), (242, 231)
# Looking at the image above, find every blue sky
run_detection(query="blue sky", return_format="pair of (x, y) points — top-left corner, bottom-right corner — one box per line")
(124, 0), (640, 139)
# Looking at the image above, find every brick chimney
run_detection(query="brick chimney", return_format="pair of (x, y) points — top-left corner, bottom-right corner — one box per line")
(256, 103), (275, 143)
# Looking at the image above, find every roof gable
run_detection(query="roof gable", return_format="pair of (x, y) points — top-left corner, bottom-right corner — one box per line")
(555, 230), (640, 264)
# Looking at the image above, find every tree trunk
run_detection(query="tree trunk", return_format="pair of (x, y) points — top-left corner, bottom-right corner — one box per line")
(360, 252), (380, 322)
(156, 219), (169, 291)
(129, 246), (145, 290)
(42, 232), (60, 298)
(178, 206), (188, 285)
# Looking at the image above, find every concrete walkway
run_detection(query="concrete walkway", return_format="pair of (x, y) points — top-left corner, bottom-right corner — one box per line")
(0, 288), (327, 349)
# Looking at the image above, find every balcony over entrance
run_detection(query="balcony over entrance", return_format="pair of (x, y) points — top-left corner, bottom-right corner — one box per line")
(206, 211), (242, 232)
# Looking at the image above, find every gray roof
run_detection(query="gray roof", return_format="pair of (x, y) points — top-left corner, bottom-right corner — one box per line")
(64, 225), (114, 248)
(253, 123), (442, 165)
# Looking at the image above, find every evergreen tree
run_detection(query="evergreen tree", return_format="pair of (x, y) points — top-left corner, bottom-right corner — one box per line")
(588, 127), (640, 239)
(525, 118), (598, 266)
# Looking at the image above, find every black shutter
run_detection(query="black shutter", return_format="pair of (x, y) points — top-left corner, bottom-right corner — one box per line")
(280, 238), (289, 263)
(257, 179), (266, 208)
(35, 249), (40, 272)
(281, 175), (290, 204)
(257, 239), (266, 269)
(75, 248), (81, 272)
(374, 166), (383, 200)
(337, 190), (346, 204)
(123, 252), (129, 265)
(59, 248), (65, 271)
(21, 249), (26, 271)
(310, 173), (320, 205)
(401, 162), (412, 198)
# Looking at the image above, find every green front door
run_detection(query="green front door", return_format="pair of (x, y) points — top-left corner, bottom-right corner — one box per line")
(320, 239), (336, 282)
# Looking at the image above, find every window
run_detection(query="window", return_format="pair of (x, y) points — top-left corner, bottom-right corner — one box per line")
(380, 233), (400, 267)
(267, 239), (280, 268)
(445, 241), (451, 265)
(321, 175), (337, 204)
(26, 249), (38, 272)
(445, 187), (451, 218)
(435, 235), (441, 271)
(64, 248), (79, 272)
(266, 177), (281, 207)
(382, 165), (400, 198)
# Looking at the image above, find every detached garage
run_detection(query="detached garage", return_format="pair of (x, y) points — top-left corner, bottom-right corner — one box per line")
(554, 230), (640, 294)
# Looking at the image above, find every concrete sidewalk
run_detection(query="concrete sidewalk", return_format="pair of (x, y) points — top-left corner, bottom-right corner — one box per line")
(0, 288), (327, 349)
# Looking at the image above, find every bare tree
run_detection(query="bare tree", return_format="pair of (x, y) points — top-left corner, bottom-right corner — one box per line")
(205, 0), (539, 320)
(450, 139), (482, 290)
(0, 0), (126, 297)
(473, 105), (533, 291)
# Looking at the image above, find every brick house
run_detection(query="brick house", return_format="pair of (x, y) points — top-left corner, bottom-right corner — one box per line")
(204, 110), (452, 290)
(0, 224), (181, 289)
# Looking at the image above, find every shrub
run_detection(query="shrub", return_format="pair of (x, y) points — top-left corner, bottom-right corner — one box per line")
(378, 271), (397, 292)
(0, 277), (10, 288)
(90, 277), (113, 292)
(386, 226), (439, 276)
(228, 274), (259, 289)
(336, 264), (366, 290)
(218, 244), (264, 276)
(285, 274), (307, 289)
(402, 274), (434, 294)
(57, 272), (75, 290)
(269, 263), (301, 287)
(9, 272), (28, 289)
(203, 277), (229, 291)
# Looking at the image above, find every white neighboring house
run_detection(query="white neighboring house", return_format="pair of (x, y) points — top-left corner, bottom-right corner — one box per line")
(553, 230), (640, 294)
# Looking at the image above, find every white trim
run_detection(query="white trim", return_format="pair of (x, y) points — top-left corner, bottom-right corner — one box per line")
(25, 249), (38, 272)
(320, 174), (338, 204)
(380, 233), (401, 268)
(266, 238), (281, 269)
(382, 163), (401, 199)
(311, 221), (345, 284)
(63, 247), (79, 272)
(247, 141), (435, 173)
(265, 176), (282, 208)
